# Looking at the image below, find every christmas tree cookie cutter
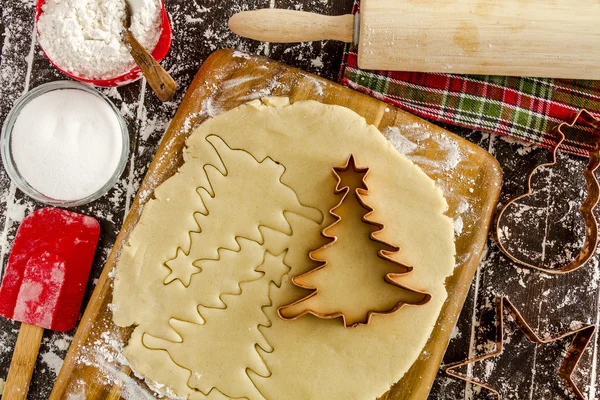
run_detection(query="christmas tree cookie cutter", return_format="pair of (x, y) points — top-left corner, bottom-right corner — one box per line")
(278, 154), (431, 328)
(496, 109), (600, 274)
(445, 297), (596, 400)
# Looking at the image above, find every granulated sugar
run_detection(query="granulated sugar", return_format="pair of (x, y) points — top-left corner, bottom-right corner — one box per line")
(37, 0), (162, 79)
(11, 88), (123, 201)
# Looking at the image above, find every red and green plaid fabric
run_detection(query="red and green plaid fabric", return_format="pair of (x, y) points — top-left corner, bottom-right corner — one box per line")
(337, 5), (600, 157)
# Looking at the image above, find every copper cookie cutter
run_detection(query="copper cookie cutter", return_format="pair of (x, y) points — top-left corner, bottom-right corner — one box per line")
(445, 296), (596, 400)
(278, 154), (431, 328)
(496, 110), (600, 274)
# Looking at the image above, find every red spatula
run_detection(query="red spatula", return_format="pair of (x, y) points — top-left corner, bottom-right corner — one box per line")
(0, 208), (100, 400)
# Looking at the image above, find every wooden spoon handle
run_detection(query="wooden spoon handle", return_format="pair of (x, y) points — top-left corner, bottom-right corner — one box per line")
(123, 31), (177, 102)
(229, 9), (355, 44)
(3, 323), (45, 400)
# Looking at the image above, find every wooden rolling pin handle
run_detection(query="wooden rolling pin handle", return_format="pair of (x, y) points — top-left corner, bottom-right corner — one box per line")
(123, 31), (177, 102)
(3, 323), (45, 400)
(229, 9), (355, 44)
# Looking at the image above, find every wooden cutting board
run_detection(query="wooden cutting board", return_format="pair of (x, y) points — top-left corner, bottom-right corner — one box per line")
(50, 49), (502, 400)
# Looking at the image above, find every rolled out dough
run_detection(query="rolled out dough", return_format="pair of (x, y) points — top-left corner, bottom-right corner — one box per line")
(113, 97), (456, 399)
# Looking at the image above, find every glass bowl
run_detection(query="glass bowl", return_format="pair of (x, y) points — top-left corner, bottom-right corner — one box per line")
(0, 81), (130, 207)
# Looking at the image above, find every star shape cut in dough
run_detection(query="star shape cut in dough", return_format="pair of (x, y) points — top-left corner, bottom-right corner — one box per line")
(445, 297), (595, 400)
(164, 248), (201, 286)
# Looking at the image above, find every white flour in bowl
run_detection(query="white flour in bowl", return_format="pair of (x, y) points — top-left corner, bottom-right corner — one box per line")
(37, 0), (162, 79)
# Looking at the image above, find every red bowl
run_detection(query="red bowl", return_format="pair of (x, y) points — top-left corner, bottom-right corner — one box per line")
(35, 0), (172, 87)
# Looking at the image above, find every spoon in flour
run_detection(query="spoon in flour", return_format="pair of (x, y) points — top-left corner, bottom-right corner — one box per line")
(123, 1), (177, 101)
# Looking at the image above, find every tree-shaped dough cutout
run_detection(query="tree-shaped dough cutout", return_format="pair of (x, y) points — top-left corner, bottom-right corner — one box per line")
(144, 251), (290, 400)
(278, 155), (431, 328)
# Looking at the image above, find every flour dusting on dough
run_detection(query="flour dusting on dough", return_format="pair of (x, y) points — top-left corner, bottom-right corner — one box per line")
(384, 126), (418, 155)
(384, 124), (472, 244)
(383, 125), (463, 173)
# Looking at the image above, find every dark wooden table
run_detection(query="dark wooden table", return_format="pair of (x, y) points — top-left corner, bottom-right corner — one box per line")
(0, 1), (598, 399)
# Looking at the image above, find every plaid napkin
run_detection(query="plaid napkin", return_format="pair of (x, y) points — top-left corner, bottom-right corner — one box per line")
(338, 4), (600, 157)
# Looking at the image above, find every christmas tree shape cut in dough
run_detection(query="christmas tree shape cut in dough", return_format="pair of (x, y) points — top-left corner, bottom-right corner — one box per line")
(279, 155), (431, 328)
(163, 135), (323, 287)
(144, 251), (290, 400)
(183, 238), (264, 314)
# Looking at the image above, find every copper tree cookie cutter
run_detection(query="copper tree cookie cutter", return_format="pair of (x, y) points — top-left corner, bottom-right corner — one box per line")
(445, 296), (596, 400)
(278, 154), (431, 328)
(496, 109), (600, 274)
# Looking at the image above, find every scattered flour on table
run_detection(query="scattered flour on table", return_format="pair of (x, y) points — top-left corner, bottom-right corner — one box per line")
(499, 135), (534, 156)
(37, 0), (162, 79)
(496, 151), (589, 271)
(0, 378), (4, 395)
(101, 87), (123, 101)
(5, 199), (27, 222)
(569, 320), (587, 330)
(139, 104), (170, 142)
(0, 331), (10, 353)
(38, 333), (74, 378)
(450, 325), (461, 340)
(443, 138), (600, 400)
(54, 337), (71, 351)
(310, 56), (324, 68)
(41, 351), (65, 376)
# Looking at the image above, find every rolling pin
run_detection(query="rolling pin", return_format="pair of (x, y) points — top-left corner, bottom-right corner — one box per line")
(229, 0), (600, 79)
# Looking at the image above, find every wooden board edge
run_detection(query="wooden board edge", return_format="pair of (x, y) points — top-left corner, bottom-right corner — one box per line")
(395, 155), (502, 399)
(376, 115), (503, 398)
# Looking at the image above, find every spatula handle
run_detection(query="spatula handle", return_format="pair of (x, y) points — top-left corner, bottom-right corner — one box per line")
(229, 9), (355, 44)
(4, 323), (44, 400)
(123, 30), (177, 102)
